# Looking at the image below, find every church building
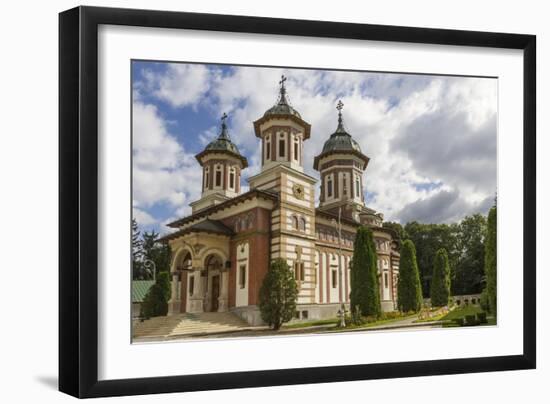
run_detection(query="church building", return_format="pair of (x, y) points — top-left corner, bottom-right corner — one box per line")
(160, 76), (400, 325)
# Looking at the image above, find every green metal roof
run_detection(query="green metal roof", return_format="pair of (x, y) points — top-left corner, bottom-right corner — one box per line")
(132, 280), (155, 303)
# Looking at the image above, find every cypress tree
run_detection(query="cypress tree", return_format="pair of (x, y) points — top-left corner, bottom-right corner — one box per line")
(485, 206), (497, 315)
(430, 248), (451, 307)
(350, 226), (381, 318)
(140, 271), (172, 318)
(397, 240), (423, 312)
(258, 258), (298, 330)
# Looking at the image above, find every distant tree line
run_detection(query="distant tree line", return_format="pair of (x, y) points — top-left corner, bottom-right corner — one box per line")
(132, 219), (172, 318)
(384, 213), (487, 297)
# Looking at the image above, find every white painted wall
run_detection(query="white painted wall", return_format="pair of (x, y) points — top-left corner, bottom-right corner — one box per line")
(235, 242), (249, 307)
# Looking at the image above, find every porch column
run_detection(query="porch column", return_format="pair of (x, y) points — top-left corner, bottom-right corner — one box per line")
(168, 271), (181, 315)
(218, 271), (229, 312)
(188, 268), (205, 313)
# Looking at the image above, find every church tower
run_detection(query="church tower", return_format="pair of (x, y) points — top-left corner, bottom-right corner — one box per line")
(191, 113), (248, 213)
(249, 76), (318, 306)
(313, 101), (370, 221)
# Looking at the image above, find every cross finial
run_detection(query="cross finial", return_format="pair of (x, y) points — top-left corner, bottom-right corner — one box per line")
(336, 100), (345, 132)
(277, 75), (288, 104)
(221, 112), (228, 123)
(336, 100), (344, 112)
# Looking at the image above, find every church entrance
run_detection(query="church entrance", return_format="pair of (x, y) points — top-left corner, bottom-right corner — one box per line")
(211, 275), (220, 312)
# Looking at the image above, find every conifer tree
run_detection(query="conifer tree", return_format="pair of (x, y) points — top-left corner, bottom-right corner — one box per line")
(485, 206), (497, 315)
(430, 248), (451, 307)
(350, 226), (381, 318)
(397, 240), (423, 312)
(258, 258), (298, 330)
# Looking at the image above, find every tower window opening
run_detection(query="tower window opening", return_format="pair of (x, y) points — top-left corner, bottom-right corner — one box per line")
(327, 176), (333, 198)
(279, 137), (285, 158)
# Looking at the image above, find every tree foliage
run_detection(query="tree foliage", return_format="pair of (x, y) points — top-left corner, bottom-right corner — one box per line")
(140, 271), (172, 318)
(350, 226), (381, 318)
(453, 214), (487, 295)
(397, 240), (423, 312)
(430, 248), (451, 307)
(258, 258), (298, 330)
(484, 206), (497, 315)
(382, 221), (407, 251)
(132, 218), (144, 279)
(132, 224), (171, 280)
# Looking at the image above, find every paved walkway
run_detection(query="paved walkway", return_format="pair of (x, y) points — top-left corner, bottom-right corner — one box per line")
(133, 312), (443, 342)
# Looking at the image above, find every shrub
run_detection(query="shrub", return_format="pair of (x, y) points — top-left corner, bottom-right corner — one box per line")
(140, 271), (171, 319)
(430, 248), (451, 307)
(485, 206), (497, 315)
(350, 226), (381, 318)
(397, 240), (423, 313)
(464, 314), (478, 326)
(258, 258), (298, 330)
(476, 312), (488, 324)
(452, 318), (464, 326)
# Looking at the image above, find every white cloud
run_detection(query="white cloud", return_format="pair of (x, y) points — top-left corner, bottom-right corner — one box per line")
(132, 101), (202, 211)
(142, 64), (213, 108)
(134, 63), (497, 225)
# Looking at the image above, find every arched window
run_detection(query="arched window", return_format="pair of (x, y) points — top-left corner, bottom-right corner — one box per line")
(215, 165), (222, 187)
(355, 175), (361, 197)
(300, 217), (307, 232)
(265, 134), (271, 161)
(229, 167), (236, 190)
(204, 167), (210, 190)
(278, 133), (286, 158)
(327, 175), (333, 198)
(292, 215), (299, 230)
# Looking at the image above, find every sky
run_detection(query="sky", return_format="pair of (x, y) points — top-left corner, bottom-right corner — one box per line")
(132, 61), (497, 234)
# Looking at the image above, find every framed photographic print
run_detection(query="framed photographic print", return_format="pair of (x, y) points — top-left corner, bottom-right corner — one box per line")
(59, 6), (536, 398)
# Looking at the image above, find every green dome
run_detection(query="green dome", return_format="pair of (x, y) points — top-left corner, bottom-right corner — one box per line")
(321, 105), (362, 153)
(196, 113), (248, 168)
(321, 129), (362, 153)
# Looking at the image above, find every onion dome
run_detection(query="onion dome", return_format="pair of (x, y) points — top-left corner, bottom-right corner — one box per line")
(313, 100), (369, 170)
(195, 113), (248, 168)
(253, 75), (311, 138)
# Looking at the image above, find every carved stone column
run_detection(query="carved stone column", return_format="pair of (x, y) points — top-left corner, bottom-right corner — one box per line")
(218, 271), (229, 312)
(188, 268), (205, 313)
(168, 271), (181, 316)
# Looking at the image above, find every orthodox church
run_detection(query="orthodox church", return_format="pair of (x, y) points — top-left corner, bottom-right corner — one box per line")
(160, 76), (400, 325)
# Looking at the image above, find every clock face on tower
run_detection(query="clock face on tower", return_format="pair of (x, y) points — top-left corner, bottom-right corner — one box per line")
(292, 183), (305, 200)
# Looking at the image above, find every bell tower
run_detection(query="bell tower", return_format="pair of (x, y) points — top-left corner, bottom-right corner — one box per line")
(252, 75), (311, 176)
(191, 113), (248, 213)
(248, 76), (318, 305)
(313, 101), (370, 221)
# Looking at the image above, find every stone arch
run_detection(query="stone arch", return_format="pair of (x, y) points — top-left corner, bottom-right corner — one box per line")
(200, 247), (229, 268)
(171, 246), (194, 270)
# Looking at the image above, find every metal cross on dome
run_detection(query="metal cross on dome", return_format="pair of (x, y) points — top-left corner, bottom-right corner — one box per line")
(279, 74), (287, 87)
(336, 100), (344, 112)
(221, 112), (228, 123)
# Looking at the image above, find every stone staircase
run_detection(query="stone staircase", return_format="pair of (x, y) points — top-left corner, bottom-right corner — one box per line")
(133, 312), (255, 340)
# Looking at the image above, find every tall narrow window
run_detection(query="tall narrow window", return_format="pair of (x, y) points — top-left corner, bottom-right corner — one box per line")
(239, 265), (246, 289)
(265, 135), (271, 160)
(292, 215), (299, 230)
(327, 176), (333, 198)
(355, 176), (360, 197)
(293, 138), (299, 161)
(204, 167), (210, 190)
(384, 273), (389, 288)
(300, 262), (305, 281)
(215, 171), (222, 187)
(332, 269), (338, 288)
(279, 137), (285, 158)
(300, 217), (306, 232)
(294, 262), (305, 282)
(229, 168), (235, 189)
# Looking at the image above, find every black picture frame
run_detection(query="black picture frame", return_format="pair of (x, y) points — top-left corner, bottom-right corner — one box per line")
(59, 6), (536, 398)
